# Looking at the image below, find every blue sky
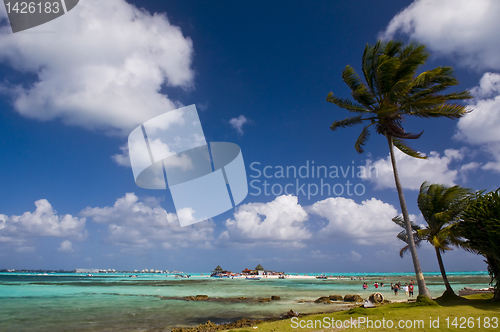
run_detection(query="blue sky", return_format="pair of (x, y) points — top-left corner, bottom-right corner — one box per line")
(0, 0), (499, 273)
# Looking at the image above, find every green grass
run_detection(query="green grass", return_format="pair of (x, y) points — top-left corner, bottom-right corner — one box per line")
(224, 294), (500, 332)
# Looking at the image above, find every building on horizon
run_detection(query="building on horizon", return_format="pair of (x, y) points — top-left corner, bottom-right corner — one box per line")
(211, 265), (233, 277)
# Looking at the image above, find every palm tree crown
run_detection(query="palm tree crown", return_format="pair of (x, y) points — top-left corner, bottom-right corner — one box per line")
(455, 189), (500, 301)
(328, 40), (472, 156)
(417, 182), (472, 253)
(394, 182), (472, 294)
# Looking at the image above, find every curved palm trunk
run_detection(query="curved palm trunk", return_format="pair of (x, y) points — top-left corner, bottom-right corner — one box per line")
(435, 247), (454, 293)
(387, 136), (431, 298)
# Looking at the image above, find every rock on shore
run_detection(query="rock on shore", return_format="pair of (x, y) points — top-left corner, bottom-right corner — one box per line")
(171, 319), (263, 332)
(315, 296), (332, 304)
(343, 294), (363, 302)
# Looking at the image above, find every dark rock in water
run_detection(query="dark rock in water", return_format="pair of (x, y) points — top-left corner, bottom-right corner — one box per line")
(329, 295), (343, 301)
(271, 296), (281, 301)
(284, 309), (299, 318)
(343, 294), (363, 302)
(368, 293), (384, 304)
(184, 295), (209, 301)
(315, 296), (332, 304)
(259, 298), (272, 302)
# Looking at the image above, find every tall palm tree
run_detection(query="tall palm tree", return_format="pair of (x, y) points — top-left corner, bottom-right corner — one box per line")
(394, 182), (472, 294)
(327, 40), (472, 298)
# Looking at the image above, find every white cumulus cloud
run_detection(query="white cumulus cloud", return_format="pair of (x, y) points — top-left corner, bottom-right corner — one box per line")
(218, 195), (311, 247)
(80, 193), (214, 249)
(361, 149), (464, 190)
(0, 199), (87, 248)
(381, 0), (500, 70)
(455, 73), (500, 172)
(0, 0), (194, 135)
(308, 197), (404, 245)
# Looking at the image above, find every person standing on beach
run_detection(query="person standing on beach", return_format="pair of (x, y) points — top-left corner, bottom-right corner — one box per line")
(408, 284), (414, 297)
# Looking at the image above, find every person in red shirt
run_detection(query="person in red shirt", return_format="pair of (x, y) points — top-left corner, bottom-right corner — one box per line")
(408, 284), (414, 297)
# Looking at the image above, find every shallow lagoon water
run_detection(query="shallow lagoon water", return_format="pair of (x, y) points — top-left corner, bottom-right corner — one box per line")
(0, 272), (492, 331)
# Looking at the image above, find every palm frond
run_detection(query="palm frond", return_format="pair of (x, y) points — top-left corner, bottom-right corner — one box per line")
(399, 245), (410, 258)
(330, 115), (364, 131)
(354, 126), (371, 153)
(392, 215), (422, 232)
(398, 239), (423, 258)
(362, 41), (383, 94)
(410, 67), (457, 90)
(443, 91), (473, 100)
(393, 138), (427, 159)
(392, 43), (428, 83)
(384, 122), (423, 139)
(401, 95), (448, 111)
(342, 65), (376, 107)
(384, 40), (404, 57)
(342, 65), (363, 91)
(392, 215), (424, 258)
(326, 93), (369, 113)
(376, 56), (401, 94)
(405, 103), (471, 119)
(341, 66), (377, 107)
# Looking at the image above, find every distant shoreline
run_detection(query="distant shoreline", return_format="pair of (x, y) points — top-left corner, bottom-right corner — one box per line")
(0, 270), (489, 277)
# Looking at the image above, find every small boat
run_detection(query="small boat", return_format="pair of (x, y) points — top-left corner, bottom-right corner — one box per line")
(175, 274), (190, 278)
(278, 275), (285, 279)
(245, 276), (261, 280)
(86, 274), (93, 277)
(316, 275), (328, 279)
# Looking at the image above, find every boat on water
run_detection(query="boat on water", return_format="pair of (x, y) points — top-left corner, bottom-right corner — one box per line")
(316, 275), (328, 279)
(174, 274), (190, 278)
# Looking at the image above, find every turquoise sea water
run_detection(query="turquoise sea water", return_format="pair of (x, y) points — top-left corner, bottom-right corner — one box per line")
(0, 271), (492, 331)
